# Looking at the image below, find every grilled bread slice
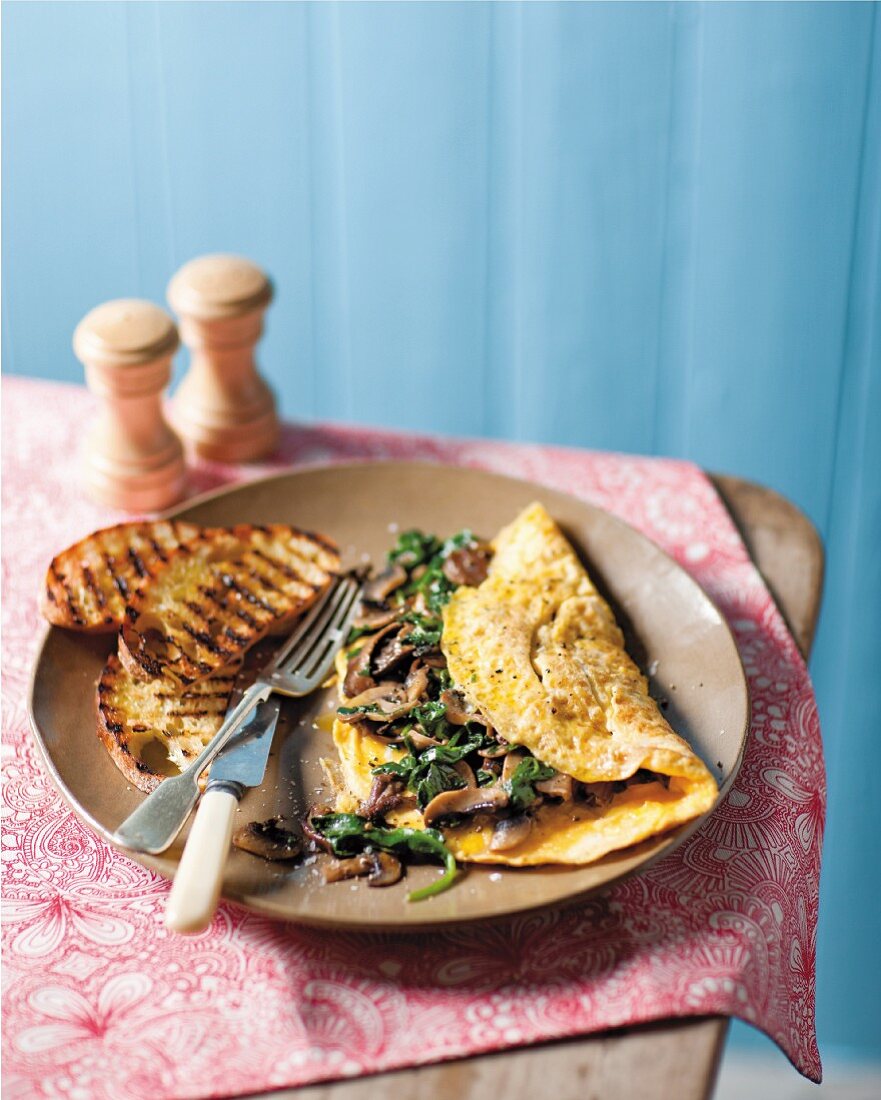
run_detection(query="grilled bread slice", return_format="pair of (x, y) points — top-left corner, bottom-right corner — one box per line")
(42, 520), (203, 633)
(97, 654), (236, 792)
(118, 524), (340, 686)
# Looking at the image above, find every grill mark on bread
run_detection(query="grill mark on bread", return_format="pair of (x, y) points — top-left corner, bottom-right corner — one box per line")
(246, 563), (283, 595)
(180, 621), (234, 660)
(50, 563), (84, 625)
(251, 547), (304, 583)
(81, 565), (106, 608)
(184, 599), (214, 623)
(128, 547), (148, 579)
(295, 526), (339, 554)
(196, 585), (263, 631)
(221, 574), (277, 614)
(156, 689), (230, 702)
(103, 553), (130, 600)
(149, 537), (169, 563)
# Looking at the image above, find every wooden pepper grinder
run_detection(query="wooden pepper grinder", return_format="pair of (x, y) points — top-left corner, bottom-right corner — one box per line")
(74, 299), (187, 511)
(167, 254), (279, 463)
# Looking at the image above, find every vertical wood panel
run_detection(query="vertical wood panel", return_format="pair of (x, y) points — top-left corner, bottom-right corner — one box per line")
(679, 3), (873, 528)
(1, 1), (139, 380)
(305, 2), (357, 424)
(510, 2), (673, 451)
(809, 5), (881, 1058)
(482, 3), (524, 440)
(651, 2), (704, 454)
(315, 1), (491, 436)
(154, 1), (314, 412)
(124, 3), (177, 303)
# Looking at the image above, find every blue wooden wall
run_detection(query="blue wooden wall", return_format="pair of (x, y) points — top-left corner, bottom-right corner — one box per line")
(3, 0), (879, 1063)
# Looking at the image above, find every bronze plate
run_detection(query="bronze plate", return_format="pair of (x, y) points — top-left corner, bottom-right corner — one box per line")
(28, 462), (749, 929)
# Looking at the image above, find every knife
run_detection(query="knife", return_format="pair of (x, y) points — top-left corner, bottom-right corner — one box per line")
(164, 696), (282, 933)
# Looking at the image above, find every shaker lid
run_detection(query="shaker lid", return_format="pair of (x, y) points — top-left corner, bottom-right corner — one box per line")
(73, 299), (179, 367)
(167, 254), (273, 320)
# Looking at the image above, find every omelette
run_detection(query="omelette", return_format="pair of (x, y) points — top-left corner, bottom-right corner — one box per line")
(319, 503), (717, 887)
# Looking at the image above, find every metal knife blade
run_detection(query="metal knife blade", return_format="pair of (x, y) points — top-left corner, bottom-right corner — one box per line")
(207, 696), (282, 791)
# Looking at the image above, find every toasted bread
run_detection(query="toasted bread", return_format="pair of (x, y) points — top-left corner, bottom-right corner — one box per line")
(97, 654), (235, 792)
(42, 520), (204, 633)
(118, 524), (340, 685)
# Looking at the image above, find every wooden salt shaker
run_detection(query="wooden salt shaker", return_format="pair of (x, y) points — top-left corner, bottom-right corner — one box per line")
(168, 254), (279, 463)
(74, 299), (187, 511)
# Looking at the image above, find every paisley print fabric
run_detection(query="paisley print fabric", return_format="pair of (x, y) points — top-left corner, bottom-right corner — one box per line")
(1, 379), (823, 1094)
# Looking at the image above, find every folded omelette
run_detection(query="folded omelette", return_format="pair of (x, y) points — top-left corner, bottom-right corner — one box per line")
(329, 502), (717, 868)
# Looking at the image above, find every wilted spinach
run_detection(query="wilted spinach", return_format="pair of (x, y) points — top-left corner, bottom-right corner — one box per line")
(310, 812), (458, 901)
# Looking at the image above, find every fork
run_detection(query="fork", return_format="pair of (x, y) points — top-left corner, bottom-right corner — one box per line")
(112, 574), (361, 856)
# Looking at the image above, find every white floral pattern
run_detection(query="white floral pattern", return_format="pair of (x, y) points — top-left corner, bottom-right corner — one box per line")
(1, 379), (824, 1094)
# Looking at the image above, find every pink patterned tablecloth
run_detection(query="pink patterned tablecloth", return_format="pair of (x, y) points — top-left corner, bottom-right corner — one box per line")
(1, 378), (824, 1096)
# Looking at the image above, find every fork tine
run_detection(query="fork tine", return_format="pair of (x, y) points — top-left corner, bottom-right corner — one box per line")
(265, 576), (343, 673)
(274, 576), (357, 677)
(296, 582), (361, 681)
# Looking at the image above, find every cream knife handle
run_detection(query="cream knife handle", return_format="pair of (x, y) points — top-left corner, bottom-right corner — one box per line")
(164, 786), (239, 934)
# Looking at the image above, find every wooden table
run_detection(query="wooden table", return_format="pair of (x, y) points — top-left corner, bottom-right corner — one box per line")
(258, 474), (824, 1100)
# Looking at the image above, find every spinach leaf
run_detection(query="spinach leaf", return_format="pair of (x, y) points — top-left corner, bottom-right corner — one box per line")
(310, 812), (458, 901)
(430, 667), (454, 693)
(409, 700), (448, 736)
(396, 528), (479, 612)
(418, 727), (486, 765)
(418, 761), (466, 808)
(505, 757), (556, 812)
(372, 756), (417, 780)
(337, 702), (383, 718)
(370, 727), (486, 808)
(387, 530), (442, 569)
(399, 611), (443, 650)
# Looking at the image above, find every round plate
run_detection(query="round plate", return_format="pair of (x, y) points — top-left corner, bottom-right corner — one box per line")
(28, 462), (749, 929)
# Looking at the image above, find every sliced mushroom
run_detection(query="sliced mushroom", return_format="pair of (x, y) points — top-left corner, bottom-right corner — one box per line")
(439, 688), (480, 725)
(365, 850), (403, 887)
(372, 629), (415, 677)
(404, 661), (430, 700)
(353, 604), (400, 631)
(340, 661), (431, 724)
(501, 750), (526, 784)
(535, 771), (575, 801)
(322, 853), (374, 882)
(342, 622), (400, 697)
(232, 818), (302, 861)
(579, 781), (615, 807)
(361, 772), (415, 819)
(339, 682), (410, 722)
(480, 737), (509, 759)
(490, 814), (533, 852)
(441, 543), (492, 587)
(362, 564), (408, 604)
(322, 849), (403, 888)
(453, 760), (478, 788)
(422, 783), (509, 826)
(407, 730), (442, 751)
(303, 805), (334, 851)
